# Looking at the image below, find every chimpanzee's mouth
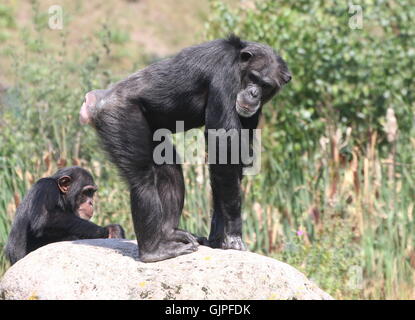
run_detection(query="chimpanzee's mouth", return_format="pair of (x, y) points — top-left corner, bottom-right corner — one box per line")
(236, 100), (259, 118)
(77, 209), (93, 220)
(238, 102), (250, 111)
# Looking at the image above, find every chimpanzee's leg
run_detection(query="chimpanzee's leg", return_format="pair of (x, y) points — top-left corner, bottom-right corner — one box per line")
(86, 94), (198, 262)
(205, 92), (247, 251)
(138, 160), (199, 262)
(207, 163), (246, 250)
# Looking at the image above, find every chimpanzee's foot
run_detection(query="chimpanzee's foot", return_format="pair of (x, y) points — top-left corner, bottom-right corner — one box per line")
(139, 241), (198, 263)
(138, 229), (199, 262)
(222, 234), (247, 250)
(169, 229), (199, 248)
(208, 234), (247, 251)
(195, 236), (210, 246)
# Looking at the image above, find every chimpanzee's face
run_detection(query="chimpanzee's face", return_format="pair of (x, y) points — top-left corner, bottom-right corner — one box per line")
(56, 169), (97, 220)
(76, 185), (97, 220)
(236, 44), (291, 118)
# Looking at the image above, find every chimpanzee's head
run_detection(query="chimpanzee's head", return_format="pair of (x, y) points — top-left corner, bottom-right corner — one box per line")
(53, 166), (97, 220)
(236, 41), (291, 118)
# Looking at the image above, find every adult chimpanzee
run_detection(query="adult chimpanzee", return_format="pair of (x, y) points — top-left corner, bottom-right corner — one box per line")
(5, 166), (125, 265)
(79, 35), (291, 262)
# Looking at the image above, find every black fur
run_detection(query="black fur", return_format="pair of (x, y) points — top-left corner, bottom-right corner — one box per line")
(5, 166), (125, 265)
(82, 36), (291, 262)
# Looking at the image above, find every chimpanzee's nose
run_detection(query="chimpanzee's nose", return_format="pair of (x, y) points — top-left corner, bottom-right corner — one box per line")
(249, 87), (259, 98)
(283, 72), (292, 83)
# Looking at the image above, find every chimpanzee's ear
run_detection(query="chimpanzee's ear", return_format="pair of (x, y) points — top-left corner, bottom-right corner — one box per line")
(240, 50), (253, 62)
(58, 176), (72, 194)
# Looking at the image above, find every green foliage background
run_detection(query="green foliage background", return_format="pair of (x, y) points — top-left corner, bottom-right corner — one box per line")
(207, 0), (414, 156)
(0, 0), (414, 299)
(205, 0), (415, 299)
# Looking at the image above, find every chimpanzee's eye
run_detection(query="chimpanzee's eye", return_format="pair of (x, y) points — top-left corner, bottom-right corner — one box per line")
(240, 51), (253, 62)
(248, 71), (261, 83)
(83, 189), (95, 198)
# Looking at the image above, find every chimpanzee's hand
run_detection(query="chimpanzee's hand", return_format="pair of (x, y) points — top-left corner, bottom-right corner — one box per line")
(105, 224), (125, 239)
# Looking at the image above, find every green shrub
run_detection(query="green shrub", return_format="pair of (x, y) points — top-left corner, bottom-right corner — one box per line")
(205, 0), (415, 299)
(206, 0), (414, 156)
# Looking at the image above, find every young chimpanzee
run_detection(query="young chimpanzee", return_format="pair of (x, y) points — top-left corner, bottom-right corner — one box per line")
(80, 36), (291, 262)
(5, 166), (125, 265)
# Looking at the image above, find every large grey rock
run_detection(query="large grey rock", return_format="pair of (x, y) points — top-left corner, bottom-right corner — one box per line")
(0, 239), (333, 300)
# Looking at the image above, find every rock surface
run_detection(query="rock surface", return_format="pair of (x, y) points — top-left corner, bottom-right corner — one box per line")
(0, 239), (333, 300)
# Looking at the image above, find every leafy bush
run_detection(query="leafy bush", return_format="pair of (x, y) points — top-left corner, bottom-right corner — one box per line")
(0, 5), (134, 275)
(205, 0), (415, 299)
(206, 0), (414, 156)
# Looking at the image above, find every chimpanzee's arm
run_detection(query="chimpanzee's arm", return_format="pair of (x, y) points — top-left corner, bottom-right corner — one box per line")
(25, 179), (108, 239)
(204, 77), (246, 250)
(45, 213), (109, 239)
